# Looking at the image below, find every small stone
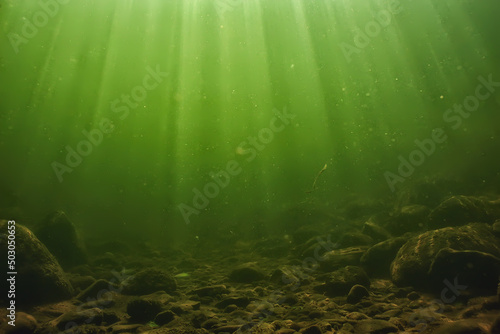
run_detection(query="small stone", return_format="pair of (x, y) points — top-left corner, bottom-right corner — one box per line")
(201, 318), (219, 330)
(314, 266), (370, 297)
(192, 285), (229, 297)
(346, 284), (370, 304)
(101, 310), (120, 325)
(122, 268), (176, 295)
(154, 310), (176, 325)
(110, 324), (143, 333)
(55, 308), (103, 330)
(353, 319), (398, 333)
(374, 308), (402, 320)
(229, 264), (266, 283)
(279, 293), (299, 306)
(490, 315), (500, 334)
(407, 291), (420, 301)
(6, 312), (37, 334)
(300, 324), (322, 334)
(215, 297), (251, 309)
(271, 266), (301, 286)
(433, 319), (489, 334)
(346, 312), (370, 320)
(214, 325), (241, 333)
(320, 247), (367, 271)
(126, 298), (163, 322)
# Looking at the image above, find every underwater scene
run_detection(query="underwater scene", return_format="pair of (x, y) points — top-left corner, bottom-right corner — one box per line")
(1, 0), (500, 333)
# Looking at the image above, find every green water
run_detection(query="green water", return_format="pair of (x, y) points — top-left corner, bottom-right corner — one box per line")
(1, 0), (499, 243)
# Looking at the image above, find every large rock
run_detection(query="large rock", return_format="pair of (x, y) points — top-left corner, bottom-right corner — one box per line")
(428, 248), (500, 294)
(391, 223), (500, 291)
(35, 211), (87, 269)
(0, 220), (74, 306)
(428, 195), (500, 229)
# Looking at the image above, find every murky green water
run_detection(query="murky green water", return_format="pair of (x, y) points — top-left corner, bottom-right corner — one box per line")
(1, 0), (499, 243)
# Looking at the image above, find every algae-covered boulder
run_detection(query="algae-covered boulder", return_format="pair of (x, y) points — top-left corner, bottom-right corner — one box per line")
(0, 220), (74, 306)
(428, 195), (500, 229)
(391, 223), (500, 291)
(35, 211), (87, 269)
(428, 248), (500, 293)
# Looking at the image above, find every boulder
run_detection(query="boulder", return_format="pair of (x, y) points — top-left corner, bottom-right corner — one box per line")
(428, 195), (500, 229)
(428, 248), (500, 294)
(191, 285), (229, 298)
(35, 211), (87, 269)
(0, 220), (73, 306)
(391, 223), (500, 291)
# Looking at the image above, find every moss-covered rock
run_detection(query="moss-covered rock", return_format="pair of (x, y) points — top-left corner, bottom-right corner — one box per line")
(0, 220), (74, 306)
(391, 223), (500, 291)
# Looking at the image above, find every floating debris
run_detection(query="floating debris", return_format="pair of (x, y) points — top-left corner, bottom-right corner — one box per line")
(306, 163), (327, 193)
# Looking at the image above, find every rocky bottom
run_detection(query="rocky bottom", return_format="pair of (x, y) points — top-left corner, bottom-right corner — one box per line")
(1, 238), (499, 334)
(1, 190), (500, 333)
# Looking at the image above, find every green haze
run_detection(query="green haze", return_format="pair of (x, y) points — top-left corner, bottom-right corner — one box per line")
(1, 0), (499, 243)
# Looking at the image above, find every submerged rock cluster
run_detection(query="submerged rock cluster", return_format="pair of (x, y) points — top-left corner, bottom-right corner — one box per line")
(1, 186), (500, 333)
